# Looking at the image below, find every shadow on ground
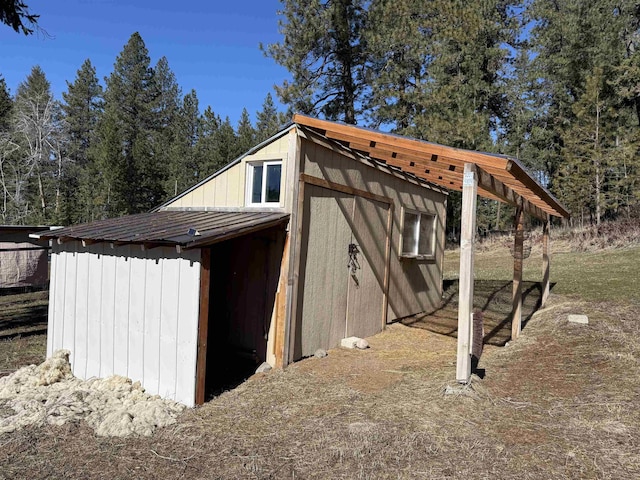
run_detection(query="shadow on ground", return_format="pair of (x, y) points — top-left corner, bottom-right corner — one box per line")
(401, 279), (554, 346)
(0, 288), (48, 338)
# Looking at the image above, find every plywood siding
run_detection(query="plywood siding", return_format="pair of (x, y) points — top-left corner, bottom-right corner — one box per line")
(300, 138), (447, 321)
(294, 186), (353, 358)
(346, 196), (388, 338)
(47, 242), (201, 406)
(164, 133), (291, 209)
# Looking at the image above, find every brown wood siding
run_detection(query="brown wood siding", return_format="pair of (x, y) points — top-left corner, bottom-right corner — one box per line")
(300, 138), (446, 322)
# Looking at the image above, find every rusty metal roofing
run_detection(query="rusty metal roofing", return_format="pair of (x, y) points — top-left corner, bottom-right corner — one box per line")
(294, 114), (569, 220)
(33, 211), (290, 249)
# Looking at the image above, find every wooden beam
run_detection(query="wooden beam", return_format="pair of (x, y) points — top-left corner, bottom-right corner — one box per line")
(273, 234), (290, 368)
(300, 173), (393, 205)
(542, 216), (550, 307)
(476, 167), (547, 221)
(294, 115), (570, 219)
(382, 203), (394, 329)
(511, 203), (524, 340)
(456, 163), (478, 383)
(283, 131), (304, 366)
(195, 247), (211, 405)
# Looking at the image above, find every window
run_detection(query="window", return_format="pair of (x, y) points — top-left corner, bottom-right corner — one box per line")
(247, 161), (282, 206)
(401, 209), (436, 258)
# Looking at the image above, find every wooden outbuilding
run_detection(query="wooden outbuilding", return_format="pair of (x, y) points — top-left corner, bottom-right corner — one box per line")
(35, 115), (568, 406)
(0, 225), (55, 289)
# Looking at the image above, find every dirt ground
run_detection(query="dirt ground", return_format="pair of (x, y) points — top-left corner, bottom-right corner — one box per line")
(1, 289), (639, 479)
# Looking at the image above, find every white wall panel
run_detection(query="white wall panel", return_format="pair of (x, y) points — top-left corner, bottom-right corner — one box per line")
(113, 246), (131, 375)
(73, 247), (90, 378)
(99, 247), (117, 377)
(127, 251), (147, 383)
(85, 243), (104, 378)
(143, 252), (163, 395)
(48, 242), (202, 406)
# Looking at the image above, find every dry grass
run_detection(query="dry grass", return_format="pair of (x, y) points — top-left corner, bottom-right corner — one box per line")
(0, 289), (48, 378)
(0, 245), (639, 479)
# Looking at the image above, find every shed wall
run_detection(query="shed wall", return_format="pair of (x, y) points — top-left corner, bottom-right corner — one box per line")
(165, 133), (291, 209)
(300, 138), (447, 321)
(48, 241), (201, 406)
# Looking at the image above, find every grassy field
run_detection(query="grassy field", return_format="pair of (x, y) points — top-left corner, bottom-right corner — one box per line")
(0, 242), (639, 479)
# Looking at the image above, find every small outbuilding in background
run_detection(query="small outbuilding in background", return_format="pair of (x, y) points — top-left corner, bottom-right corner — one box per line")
(0, 225), (56, 290)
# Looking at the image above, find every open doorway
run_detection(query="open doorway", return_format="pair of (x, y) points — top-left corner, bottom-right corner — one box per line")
(205, 225), (286, 398)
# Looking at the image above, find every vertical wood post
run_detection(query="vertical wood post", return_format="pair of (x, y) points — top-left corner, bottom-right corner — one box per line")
(511, 202), (524, 340)
(456, 163), (477, 383)
(195, 247), (211, 406)
(541, 216), (550, 307)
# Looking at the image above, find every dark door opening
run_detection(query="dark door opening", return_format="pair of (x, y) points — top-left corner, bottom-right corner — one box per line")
(205, 225), (286, 398)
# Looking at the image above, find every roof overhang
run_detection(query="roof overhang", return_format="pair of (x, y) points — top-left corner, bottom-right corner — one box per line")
(293, 114), (569, 220)
(33, 211), (290, 250)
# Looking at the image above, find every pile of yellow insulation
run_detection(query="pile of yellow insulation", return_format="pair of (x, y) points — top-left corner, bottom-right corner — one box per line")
(0, 350), (185, 437)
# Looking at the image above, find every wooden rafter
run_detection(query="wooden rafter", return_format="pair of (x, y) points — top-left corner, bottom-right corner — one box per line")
(293, 114), (570, 219)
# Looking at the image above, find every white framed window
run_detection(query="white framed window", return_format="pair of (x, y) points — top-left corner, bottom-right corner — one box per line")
(400, 208), (436, 259)
(246, 160), (282, 206)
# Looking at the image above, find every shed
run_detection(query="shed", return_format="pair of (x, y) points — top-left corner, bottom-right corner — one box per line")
(35, 115), (568, 407)
(0, 225), (55, 289)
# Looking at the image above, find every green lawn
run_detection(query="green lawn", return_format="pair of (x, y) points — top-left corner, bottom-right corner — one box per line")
(444, 244), (640, 303)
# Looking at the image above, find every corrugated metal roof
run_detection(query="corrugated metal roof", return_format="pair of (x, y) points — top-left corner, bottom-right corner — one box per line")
(33, 211), (290, 249)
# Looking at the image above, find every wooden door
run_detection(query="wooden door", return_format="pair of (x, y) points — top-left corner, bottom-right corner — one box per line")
(297, 185), (354, 357)
(346, 195), (388, 339)
(297, 185), (388, 357)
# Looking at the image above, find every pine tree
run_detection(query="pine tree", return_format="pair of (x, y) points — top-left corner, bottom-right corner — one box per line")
(0, 75), (16, 222)
(256, 93), (284, 142)
(0, 76), (12, 131)
(236, 108), (256, 155)
(168, 89), (200, 195)
(216, 116), (239, 164)
(151, 56), (181, 202)
(363, 0), (434, 131)
(60, 59), (103, 223)
(263, 0), (367, 123)
(95, 32), (161, 216)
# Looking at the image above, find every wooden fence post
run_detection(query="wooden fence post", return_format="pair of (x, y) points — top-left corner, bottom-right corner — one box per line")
(541, 217), (550, 307)
(456, 163), (477, 383)
(511, 202), (524, 340)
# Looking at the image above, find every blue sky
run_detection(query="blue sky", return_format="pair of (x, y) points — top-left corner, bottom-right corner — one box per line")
(1, 0), (290, 125)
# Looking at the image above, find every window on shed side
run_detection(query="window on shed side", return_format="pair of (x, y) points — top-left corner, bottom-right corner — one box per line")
(401, 209), (436, 258)
(247, 161), (282, 205)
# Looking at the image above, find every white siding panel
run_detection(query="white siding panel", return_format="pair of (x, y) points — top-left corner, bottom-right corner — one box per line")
(48, 242), (202, 406)
(47, 246), (58, 357)
(175, 250), (201, 405)
(62, 246), (78, 368)
(73, 247), (90, 378)
(85, 243), (104, 378)
(127, 251), (146, 383)
(143, 253), (163, 395)
(99, 247), (117, 377)
(113, 246), (131, 375)
(158, 252), (180, 401)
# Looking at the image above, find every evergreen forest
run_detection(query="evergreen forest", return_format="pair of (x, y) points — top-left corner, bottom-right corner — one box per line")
(2, 1), (640, 232)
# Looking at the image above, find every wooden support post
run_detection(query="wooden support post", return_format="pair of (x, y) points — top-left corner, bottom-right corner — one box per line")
(456, 163), (477, 384)
(541, 216), (550, 307)
(511, 202), (524, 340)
(195, 247), (211, 406)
